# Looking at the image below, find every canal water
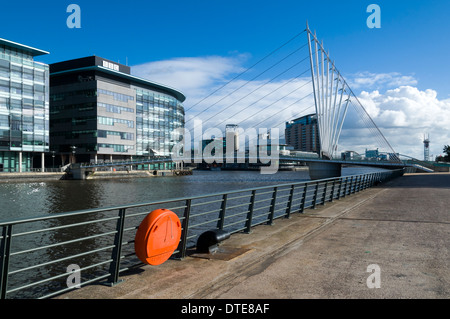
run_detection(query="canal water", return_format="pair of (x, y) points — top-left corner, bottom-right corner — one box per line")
(0, 166), (383, 221)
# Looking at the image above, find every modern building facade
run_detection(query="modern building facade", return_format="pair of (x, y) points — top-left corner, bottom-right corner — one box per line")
(49, 56), (185, 169)
(365, 148), (379, 159)
(285, 114), (320, 154)
(0, 38), (50, 172)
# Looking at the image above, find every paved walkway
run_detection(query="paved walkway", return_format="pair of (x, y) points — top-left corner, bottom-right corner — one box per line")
(57, 173), (450, 299)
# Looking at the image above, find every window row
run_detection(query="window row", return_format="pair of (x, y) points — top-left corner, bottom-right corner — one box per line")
(0, 130), (48, 145)
(98, 116), (134, 128)
(0, 114), (47, 131)
(98, 102), (134, 114)
(98, 130), (134, 140)
(0, 46), (34, 62)
(98, 143), (134, 153)
(98, 89), (134, 103)
(50, 102), (95, 114)
(0, 81), (45, 96)
(2, 98), (46, 110)
(50, 89), (96, 101)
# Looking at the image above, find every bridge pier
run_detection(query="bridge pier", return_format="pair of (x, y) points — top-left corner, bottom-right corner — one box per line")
(69, 164), (94, 180)
(71, 167), (87, 180)
(308, 162), (341, 180)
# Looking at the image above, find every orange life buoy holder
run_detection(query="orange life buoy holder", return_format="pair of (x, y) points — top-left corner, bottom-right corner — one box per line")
(134, 208), (182, 266)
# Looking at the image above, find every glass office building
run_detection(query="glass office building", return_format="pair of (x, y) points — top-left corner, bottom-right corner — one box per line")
(49, 56), (185, 169)
(0, 38), (49, 172)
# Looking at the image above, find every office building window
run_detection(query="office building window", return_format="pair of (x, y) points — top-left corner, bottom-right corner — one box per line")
(98, 116), (134, 128)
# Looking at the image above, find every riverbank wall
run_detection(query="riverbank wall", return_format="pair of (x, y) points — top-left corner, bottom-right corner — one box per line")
(0, 169), (193, 183)
(0, 172), (66, 183)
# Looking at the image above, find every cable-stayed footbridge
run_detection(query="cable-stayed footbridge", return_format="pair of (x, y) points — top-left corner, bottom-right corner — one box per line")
(72, 23), (433, 179)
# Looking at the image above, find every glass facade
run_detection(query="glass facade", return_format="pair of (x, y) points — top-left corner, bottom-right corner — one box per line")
(49, 56), (185, 169)
(134, 88), (185, 157)
(0, 40), (49, 172)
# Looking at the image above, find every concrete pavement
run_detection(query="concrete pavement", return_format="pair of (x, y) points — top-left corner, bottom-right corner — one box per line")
(57, 172), (450, 299)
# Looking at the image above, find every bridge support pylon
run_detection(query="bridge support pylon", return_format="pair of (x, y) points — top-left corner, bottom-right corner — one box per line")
(308, 162), (341, 180)
(71, 167), (87, 180)
(69, 164), (94, 180)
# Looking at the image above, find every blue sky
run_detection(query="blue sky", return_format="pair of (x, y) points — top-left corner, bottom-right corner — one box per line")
(2, 0), (450, 158)
(2, 0), (449, 95)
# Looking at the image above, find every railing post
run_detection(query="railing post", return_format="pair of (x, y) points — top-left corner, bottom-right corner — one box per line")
(300, 184), (307, 213)
(322, 181), (328, 204)
(285, 185), (295, 219)
(217, 194), (227, 230)
(349, 176), (354, 195)
(178, 199), (192, 259)
(267, 187), (278, 225)
(0, 225), (13, 299)
(343, 177), (349, 197)
(312, 182), (319, 209)
(108, 208), (126, 286)
(245, 190), (256, 233)
(330, 180), (336, 202)
(337, 178), (343, 200)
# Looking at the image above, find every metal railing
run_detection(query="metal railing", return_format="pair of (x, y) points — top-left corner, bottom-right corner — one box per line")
(0, 169), (404, 299)
(0, 168), (66, 174)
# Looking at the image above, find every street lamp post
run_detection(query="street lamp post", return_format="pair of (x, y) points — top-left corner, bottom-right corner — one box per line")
(70, 146), (77, 164)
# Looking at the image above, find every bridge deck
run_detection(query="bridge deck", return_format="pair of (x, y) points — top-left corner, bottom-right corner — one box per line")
(77, 155), (406, 169)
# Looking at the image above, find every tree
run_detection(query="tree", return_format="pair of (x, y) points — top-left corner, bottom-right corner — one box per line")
(443, 145), (450, 162)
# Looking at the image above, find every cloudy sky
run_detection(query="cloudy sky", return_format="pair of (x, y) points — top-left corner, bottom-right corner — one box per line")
(3, 0), (450, 159)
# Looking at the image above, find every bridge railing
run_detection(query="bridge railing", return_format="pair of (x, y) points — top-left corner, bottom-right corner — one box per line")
(75, 153), (406, 170)
(0, 169), (404, 299)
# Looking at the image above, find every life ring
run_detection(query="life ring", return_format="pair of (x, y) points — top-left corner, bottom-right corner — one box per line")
(134, 209), (182, 266)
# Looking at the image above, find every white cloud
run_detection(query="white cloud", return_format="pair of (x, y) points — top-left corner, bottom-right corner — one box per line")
(348, 71), (418, 90)
(348, 86), (450, 159)
(131, 55), (247, 101)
